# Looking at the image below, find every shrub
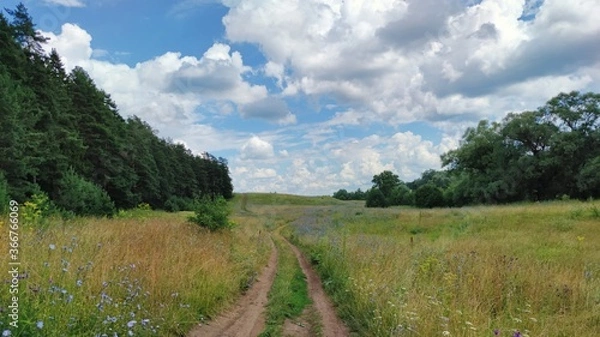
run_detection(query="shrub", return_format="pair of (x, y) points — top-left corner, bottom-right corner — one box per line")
(55, 169), (115, 217)
(366, 188), (388, 208)
(188, 196), (233, 231)
(415, 184), (445, 208)
(21, 192), (56, 228)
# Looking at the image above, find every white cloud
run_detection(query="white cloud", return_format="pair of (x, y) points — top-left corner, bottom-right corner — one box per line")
(222, 0), (600, 127)
(43, 0), (85, 7)
(240, 136), (275, 160)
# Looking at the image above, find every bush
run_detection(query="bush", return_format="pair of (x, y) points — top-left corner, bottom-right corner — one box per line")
(55, 169), (115, 217)
(188, 196), (233, 231)
(365, 188), (388, 208)
(415, 184), (445, 208)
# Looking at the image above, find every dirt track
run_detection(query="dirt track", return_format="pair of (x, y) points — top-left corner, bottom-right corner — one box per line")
(283, 237), (349, 337)
(187, 233), (349, 337)
(187, 239), (278, 337)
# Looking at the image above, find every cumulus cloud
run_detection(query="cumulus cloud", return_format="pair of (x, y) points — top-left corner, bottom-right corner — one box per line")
(240, 136), (275, 160)
(239, 97), (297, 125)
(222, 0), (600, 127)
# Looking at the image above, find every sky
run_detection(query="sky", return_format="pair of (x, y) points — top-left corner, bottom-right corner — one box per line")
(4, 0), (600, 195)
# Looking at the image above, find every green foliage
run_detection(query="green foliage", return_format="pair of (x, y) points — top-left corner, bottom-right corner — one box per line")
(0, 4), (234, 217)
(372, 170), (400, 201)
(21, 192), (54, 228)
(164, 196), (195, 212)
(333, 188), (367, 200)
(0, 171), (9, 214)
(414, 184), (445, 208)
(365, 188), (388, 208)
(55, 169), (115, 217)
(259, 237), (311, 337)
(188, 196), (234, 231)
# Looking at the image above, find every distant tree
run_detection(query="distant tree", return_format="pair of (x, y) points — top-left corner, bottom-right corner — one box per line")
(372, 170), (400, 199)
(414, 184), (445, 208)
(333, 189), (350, 200)
(365, 188), (387, 208)
(390, 183), (413, 206)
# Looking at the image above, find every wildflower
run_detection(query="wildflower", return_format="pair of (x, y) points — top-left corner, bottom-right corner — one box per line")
(76, 280), (83, 287)
(2, 330), (11, 336)
(127, 320), (137, 328)
(513, 331), (522, 337)
(442, 331), (450, 336)
(36, 321), (44, 329)
(494, 329), (500, 336)
(49, 244), (56, 250)
(141, 319), (150, 326)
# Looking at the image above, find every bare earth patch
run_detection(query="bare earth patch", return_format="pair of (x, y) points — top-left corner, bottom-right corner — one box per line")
(284, 237), (350, 337)
(187, 238), (278, 337)
(282, 307), (314, 337)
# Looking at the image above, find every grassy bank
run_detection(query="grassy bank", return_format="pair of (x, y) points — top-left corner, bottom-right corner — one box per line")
(0, 209), (271, 336)
(289, 200), (600, 336)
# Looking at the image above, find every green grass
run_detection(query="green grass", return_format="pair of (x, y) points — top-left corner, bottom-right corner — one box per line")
(259, 231), (311, 337)
(288, 200), (600, 337)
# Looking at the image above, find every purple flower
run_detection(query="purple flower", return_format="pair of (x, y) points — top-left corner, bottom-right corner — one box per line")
(513, 331), (522, 337)
(494, 329), (500, 336)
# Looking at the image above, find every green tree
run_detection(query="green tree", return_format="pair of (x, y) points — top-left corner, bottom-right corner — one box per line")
(414, 184), (444, 208)
(55, 169), (115, 217)
(333, 189), (350, 200)
(370, 170), (401, 206)
(365, 188), (387, 208)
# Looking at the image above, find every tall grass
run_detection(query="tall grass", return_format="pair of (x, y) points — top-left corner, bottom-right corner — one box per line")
(0, 210), (271, 336)
(290, 200), (600, 336)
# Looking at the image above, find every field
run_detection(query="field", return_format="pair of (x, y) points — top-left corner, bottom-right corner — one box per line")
(1, 196), (599, 336)
(287, 200), (600, 336)
(0, 207), (272, 336)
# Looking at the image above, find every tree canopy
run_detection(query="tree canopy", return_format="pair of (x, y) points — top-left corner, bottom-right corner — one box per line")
(334, 91), (600, 208)
(0, 4), (233, 215)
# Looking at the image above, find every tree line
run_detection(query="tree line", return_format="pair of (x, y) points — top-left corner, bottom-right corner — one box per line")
(0, 4), (233, 216)
(333, 91), (600, 208)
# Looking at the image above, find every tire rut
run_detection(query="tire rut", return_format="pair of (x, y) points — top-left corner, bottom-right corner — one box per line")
(282, 236), (350, 337)
(187, 236), (278, 337)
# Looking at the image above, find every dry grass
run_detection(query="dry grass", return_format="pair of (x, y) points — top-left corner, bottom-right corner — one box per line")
(0, 210), (271, 336)
(290, 200), (600, 336)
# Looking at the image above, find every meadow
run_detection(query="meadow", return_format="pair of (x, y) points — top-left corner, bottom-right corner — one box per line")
(0, 205), (271, 336)
(287, 200), (600, 336)
(1, 196), (599, 336)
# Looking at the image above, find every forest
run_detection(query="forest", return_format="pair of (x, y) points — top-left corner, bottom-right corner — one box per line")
(334, 90), (600, 208)
(0, 4), (233, 216)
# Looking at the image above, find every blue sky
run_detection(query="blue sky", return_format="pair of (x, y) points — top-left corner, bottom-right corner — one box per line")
(5, 0), (600, 195)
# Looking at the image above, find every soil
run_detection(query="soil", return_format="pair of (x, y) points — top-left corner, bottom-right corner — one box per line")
(283, 237), (350, 337)
(186, 238), (278, 337)
(187, 233), (350, 337)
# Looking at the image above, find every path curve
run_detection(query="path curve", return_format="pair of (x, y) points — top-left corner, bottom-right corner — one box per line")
(282, 237), (350, 337)
(187, 237), (278, 337)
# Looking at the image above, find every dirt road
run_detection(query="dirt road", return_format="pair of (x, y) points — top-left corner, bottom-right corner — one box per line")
(283, 237), (350, 337)
(187, 240), (278, 337)
(187, 233), (349, 337)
